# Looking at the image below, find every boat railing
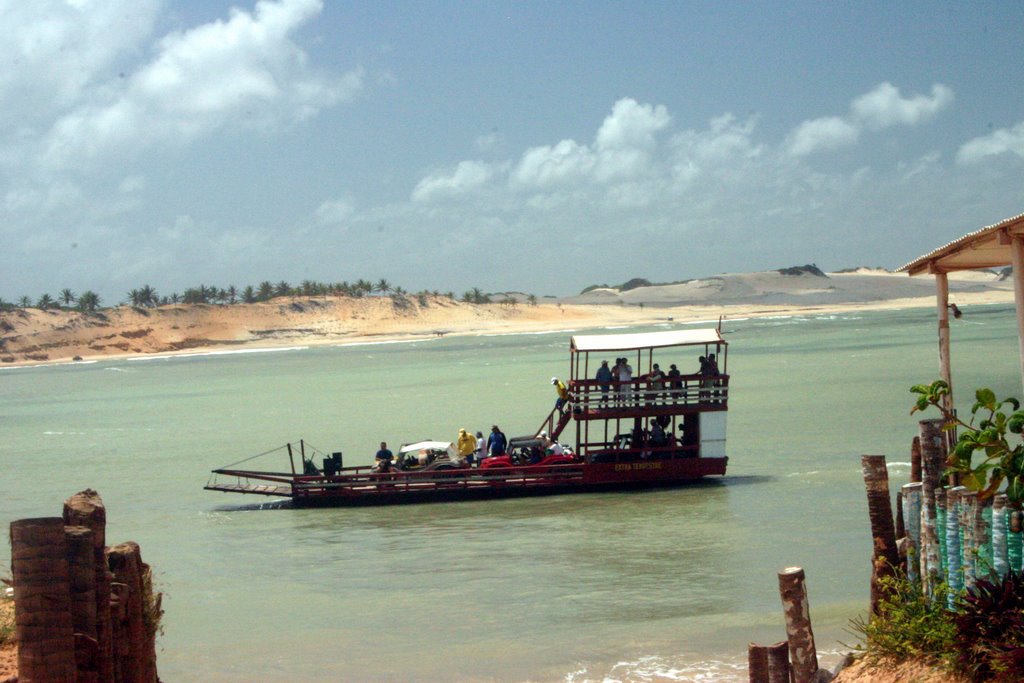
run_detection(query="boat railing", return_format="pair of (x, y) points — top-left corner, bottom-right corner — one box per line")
(290, 461), (586, 497)
(569, 374), (728, 412)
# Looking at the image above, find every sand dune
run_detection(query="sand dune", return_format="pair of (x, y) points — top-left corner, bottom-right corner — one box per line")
(1, 270), (1014, 366)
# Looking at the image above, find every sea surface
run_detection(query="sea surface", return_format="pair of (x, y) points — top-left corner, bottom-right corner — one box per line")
(2, 305), (1021, 682)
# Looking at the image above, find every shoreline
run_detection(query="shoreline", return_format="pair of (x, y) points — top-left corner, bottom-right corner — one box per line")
(0, 289), (1014, 369)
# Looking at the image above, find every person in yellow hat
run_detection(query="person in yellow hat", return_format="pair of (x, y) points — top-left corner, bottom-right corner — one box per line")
(457, 427), (477, 466)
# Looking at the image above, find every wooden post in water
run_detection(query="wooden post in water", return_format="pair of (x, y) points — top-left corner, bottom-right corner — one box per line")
(910, 436), (922, 483)
(861, 455), (899, 613)
(108, 541), (155, 683)
(64, 488), (114, 683)
(895, 489), (906, 541)
(747, 643), (769, 683)
(766, 641), (791, 683)
(65, 525), (99, 683)
(9, 517), (77, 682)
(778, 566), (818, 683)
(919, 420), (945, 596)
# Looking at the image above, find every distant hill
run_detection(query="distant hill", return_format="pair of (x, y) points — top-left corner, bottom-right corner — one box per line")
(565, 266), (1011, 307)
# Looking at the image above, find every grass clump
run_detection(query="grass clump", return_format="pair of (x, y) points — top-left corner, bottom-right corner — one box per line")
(849, 574), (957, 669)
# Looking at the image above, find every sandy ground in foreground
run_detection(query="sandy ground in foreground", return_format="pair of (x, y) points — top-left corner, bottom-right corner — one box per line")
(0, 284), (1015, 368)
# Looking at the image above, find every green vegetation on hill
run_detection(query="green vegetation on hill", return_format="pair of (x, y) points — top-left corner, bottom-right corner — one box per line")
(776, 264), (827, 277)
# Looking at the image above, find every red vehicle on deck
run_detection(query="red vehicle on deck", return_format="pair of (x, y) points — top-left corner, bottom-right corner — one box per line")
(205, 328), (729, 506)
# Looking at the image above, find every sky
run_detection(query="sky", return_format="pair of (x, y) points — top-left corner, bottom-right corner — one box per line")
(2, 0), (1024, 303)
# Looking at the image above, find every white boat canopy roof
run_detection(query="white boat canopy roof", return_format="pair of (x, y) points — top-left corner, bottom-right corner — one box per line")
(571, 328), (725, 353)
(399, 440), (454, 454)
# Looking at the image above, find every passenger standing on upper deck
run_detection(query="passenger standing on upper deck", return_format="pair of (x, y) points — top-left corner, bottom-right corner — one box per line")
(552, 377), (570, 414)
(647, 363), (666, 403)
(707, 353), (721, 403)
(618, 358), (634, 405)
(457, 428), (476, 466)
(667, 364), (682, 402)
(487, 425), (507, 457)
(698, 355), (710, 402)
(595, 360), (613, 406)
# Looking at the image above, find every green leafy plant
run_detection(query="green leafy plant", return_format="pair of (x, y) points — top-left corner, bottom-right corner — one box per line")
(911, 380), (1024, 504)
(848, 573), (957, 667)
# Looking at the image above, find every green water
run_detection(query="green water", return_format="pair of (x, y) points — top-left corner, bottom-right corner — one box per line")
(1, 306), (1020, 681)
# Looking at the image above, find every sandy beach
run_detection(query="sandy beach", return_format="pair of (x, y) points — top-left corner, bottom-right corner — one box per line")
(1, 269), (1014, 367)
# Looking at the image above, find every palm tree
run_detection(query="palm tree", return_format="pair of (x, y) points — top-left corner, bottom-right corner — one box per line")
(18, 295), (31, 308)
(527, 294), (538, 306)
(139, 284), (158, 307)
(257, 281), (274, 301)
(59, 289), (76, 307)
(274, 281), (292, 298)
(77, 291), (101, 312)
(36, 293), (55, 310)
(242, 285), (256, 303)
(227, 285), (238, 304)
(374, 278), (392, 295)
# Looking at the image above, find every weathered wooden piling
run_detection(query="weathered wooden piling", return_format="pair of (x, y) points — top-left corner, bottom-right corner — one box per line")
(65, 525), (99, 683)
(9, 517), (78, 682)
(64, 488), (114, 683)
(961, 491), (979, 590)
(748, 643), (769, 683)
(766, 641), (791, 683)
(901, 482), (922, 584)
(910, 435), (922, 483)
(918, 420), (945, 596)
(862, 455), (899, 614)
(778, 566), (818, 683)
(945, 486), (965, 607)
(108, 542), (149, 683)
(993, 494), (1009, 578)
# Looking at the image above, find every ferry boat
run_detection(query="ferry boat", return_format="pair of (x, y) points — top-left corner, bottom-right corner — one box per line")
(205, 328), (729, 506)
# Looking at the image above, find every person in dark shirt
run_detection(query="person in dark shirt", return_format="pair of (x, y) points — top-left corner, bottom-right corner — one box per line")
(487, 425), (508, 457)
(667, 363), (682, 402)
(595, 360), (613, 405)
(374, 441), (393, 471)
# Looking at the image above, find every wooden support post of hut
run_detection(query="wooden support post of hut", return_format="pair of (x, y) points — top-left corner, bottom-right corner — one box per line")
(861, 455), (899, 613)
(766, 641), (791, 683)
(64, 488), (114, 683)
(9, 517), (78, 682)
(778, 566), (818, 683)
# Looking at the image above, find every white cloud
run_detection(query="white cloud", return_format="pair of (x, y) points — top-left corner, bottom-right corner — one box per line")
(41, 0), (362, 170)
(412, 160), (496, 202)
(957, 121), (1024, 164)
(0, 1), (161, 121)
(786, 116), (860, 157)
(316, 198), (356, 224)
(852, 82), (954, 130)
(510, 98), (669, 189)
